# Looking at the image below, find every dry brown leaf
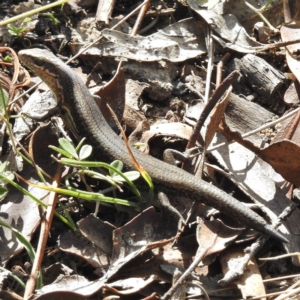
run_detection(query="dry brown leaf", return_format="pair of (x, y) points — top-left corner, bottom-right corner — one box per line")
(96, 19), (206, 62)
(111, 207), (180, 264)
(58, 231), (109, 269)
(272, 109), (300, 144)
(281, 22), (300, 83)
(77, 214), (116, 256)
(283, 82), (300, 107)
(210, 132), (300, 264)
(0, 182), (49, 263)
(220, 120), (300, 186)
(34, 290), (85, 300)
(196, 219), (244, 258)
(220, 246), (266, 299)
(205, 87), (231, 148)
(94, 66), (126, 132)
(28, 123), (59, 177)
(138, 122), (194, 154)
(188, 0), (264, 53)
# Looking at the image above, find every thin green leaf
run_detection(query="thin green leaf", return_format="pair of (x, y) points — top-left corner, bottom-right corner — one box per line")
(140, 169), (154, 202)
(75, 138), (86, 152)
(7, 23), (17, 31)
(0, 266), (26, 289)
(0, 161), (14, 184)
(79, 144), (92, 160)
(0, 87), (9, 114)
(23, 17), (32, 23)
(49, 145), (74, 158)
(57, 201), (76, 229)
(0, 220), (43, 288)
(0, 186), (8, 201)
(0, 219), (36, 262)
(7, 24), (26, 36)
(112, 171), (140, 182)
(59, 138), (78, 159)
(0, 161), (9, 174)
(110, 160), (123, 176)
(81, 170), (123, 191)
(48, 13), (60, 24)
(0, 174), (75, 230)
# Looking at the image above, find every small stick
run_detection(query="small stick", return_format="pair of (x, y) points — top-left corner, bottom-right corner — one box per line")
(132, 0), (151, 36)
(23, 164), (63, 299)
(216, 52), (231, 88)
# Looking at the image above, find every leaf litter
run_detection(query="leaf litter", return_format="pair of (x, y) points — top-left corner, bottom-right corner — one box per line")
(2, 0), (300, 299)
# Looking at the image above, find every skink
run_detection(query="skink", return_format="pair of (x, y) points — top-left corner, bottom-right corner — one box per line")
(18, 48), (288, 243)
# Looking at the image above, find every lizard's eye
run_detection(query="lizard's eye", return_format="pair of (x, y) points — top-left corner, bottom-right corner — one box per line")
(34, 59), (46, 67)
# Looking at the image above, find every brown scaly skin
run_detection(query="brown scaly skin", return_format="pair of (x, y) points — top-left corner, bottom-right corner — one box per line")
(19, 49), (288, 243)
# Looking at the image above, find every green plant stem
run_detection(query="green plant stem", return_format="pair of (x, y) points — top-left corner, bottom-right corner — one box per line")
(0, 174), (75, 230)
(244, 0), (278, 33)
(0, 266), (26, 289)
(60, 158), (142, 198)
(0, 0), (69, 26)
(31, 184), (140, 207)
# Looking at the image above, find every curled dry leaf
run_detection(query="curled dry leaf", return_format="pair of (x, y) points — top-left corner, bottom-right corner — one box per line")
(281, 22), (300, 83)
(138, 122), (194, 154)
(205, 86), (231, 148)
(196, 218), (245, 258)
(221, 119), (300, 186)
(188, 0), (264, 53)
(94, 66), (126, 132)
